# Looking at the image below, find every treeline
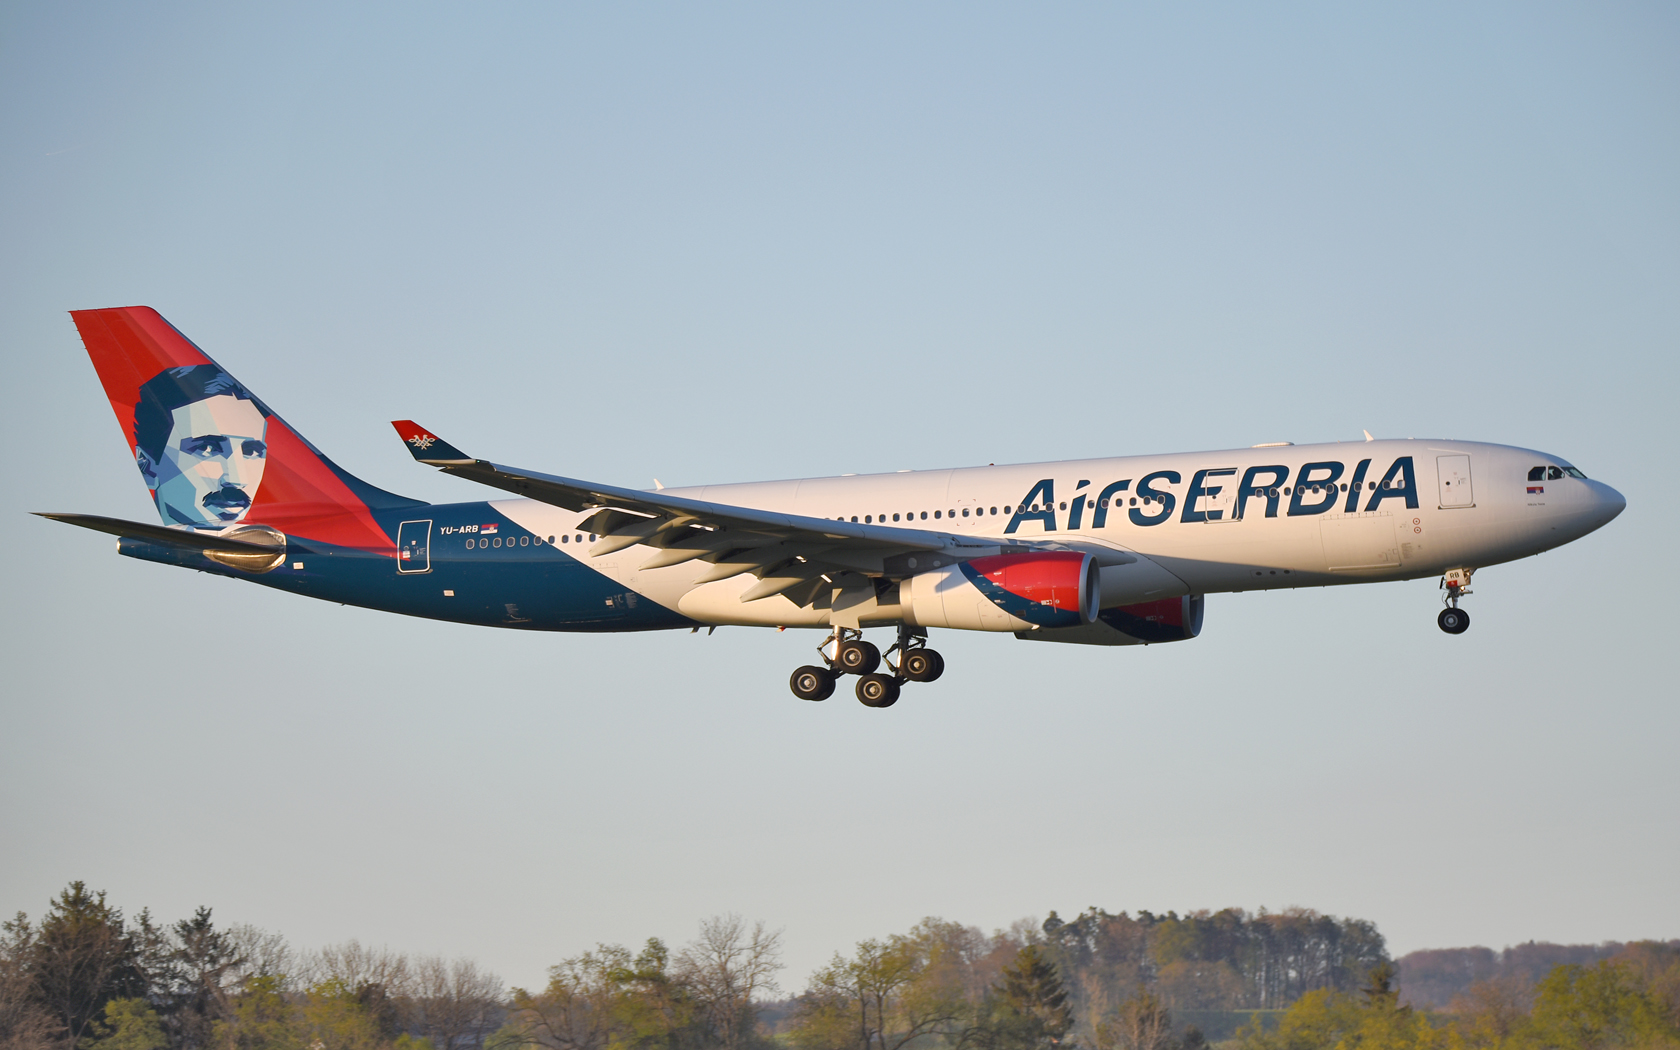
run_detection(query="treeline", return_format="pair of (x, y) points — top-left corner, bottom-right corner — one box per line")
(1, 883), (501, 1050)
(1038, 907), (1389, 1013)
(1226, 946), (1680, 1050)
(1394, 942), (1680, 1011)
(6, 882), (1677, 1050)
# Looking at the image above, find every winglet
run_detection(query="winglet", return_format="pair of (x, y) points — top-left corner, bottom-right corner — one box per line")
(390, 420), (473, 464)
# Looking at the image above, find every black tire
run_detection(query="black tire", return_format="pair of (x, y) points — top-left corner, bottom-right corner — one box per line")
(789, 665), (835, 701)
(836, 639), (881, 675)
(855, 673), (900, 708)
(901, 648), (945, 683)
(1438, 608), (1470, 634)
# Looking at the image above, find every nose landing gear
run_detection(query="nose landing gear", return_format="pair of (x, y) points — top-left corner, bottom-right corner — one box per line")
(1438, 568), (1473, 634)
(788, 625), (945, 706)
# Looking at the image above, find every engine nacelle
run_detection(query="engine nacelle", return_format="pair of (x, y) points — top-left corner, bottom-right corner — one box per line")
(1014, 594), (1205, 646)
(1097, 594), (1204, 642)
(903, 551), (1100, 632)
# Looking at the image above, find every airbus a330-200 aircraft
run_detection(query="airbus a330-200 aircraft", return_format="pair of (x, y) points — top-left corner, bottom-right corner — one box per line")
(43, 307), (1627, 707)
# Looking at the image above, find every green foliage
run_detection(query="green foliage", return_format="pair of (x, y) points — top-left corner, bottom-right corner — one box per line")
(82, 999), (169, 1050)
(213, 975), (303, 1050)
(791, 926), (973, 1050)
(1233, 984), (1447, 1050)
(1519, 961), (1678, 1050)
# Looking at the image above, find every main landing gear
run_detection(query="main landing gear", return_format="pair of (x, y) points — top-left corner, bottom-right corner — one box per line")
(789, 625), (944, 707)
(1438, 568), (1473, 635)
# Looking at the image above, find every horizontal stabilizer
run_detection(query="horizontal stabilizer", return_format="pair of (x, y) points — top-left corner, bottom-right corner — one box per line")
(34, 513), (285, 553)
(390, 421), (473, 464)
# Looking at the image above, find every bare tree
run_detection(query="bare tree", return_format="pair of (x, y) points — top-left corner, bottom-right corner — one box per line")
(675, 916), (783, 1050)
(0, 915), (59, 1050)
(415, 956), (504, 1050)
(1096, 990), (1173, 1050)
(307, 941), (413, 996)
(225, 927), (296, 992)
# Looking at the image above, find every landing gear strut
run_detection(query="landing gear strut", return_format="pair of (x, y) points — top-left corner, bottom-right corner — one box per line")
(885, 625), (944, 683)
(1438, 568), (1473, 634)
(787, 625), (946, 706)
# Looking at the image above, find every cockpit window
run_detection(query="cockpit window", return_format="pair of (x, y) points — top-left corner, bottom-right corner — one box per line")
(1547, 466), (1564, 480)
(1564, 466), (1587, 479)
(1528, 466), (1546, 481)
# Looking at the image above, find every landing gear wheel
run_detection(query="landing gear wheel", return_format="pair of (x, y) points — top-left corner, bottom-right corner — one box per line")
(855, 673), (900, 708)
(836, 639), (881, 675)
(901, 648), (945, 683)
(1438, 608), (1470, 634)
(789, 665), (836, 701)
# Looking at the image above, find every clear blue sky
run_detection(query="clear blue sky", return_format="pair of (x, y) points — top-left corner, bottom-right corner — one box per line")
(2, 2), (1675, 991)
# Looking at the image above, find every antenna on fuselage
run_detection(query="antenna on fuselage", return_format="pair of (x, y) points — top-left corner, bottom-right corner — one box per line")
(1363, 429), (1375, 442)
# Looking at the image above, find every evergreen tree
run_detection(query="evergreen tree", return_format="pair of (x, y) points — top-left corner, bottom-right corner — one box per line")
(977, 946), (1074, 1050)
(29, 883), (148, 1046)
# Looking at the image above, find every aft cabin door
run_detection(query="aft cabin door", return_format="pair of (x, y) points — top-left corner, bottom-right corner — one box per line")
(1437, 455), (1474, 509)
(397, 519), (432, 573)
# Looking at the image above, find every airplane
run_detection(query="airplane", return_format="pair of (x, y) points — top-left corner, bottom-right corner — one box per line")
(41, 306), (1626, 707)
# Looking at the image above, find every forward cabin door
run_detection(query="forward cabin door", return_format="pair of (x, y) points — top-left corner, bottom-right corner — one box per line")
(1437, 455), (1474, 508)
(397, 519), (432, 573)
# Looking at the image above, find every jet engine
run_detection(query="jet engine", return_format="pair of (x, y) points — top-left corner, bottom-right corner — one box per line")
(1015, 593), (1205, 645)
(902, 551), (1100, 632)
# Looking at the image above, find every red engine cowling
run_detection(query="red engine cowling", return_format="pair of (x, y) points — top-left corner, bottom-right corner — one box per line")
(903, 551), (1099, 632)
(1099, 594), (1204, 642)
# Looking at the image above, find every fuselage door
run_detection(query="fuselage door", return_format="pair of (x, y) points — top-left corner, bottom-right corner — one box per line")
(1437, 455), (1474, 509)
(397, 519), (432, 573)
(1202, 469), (1239, 522)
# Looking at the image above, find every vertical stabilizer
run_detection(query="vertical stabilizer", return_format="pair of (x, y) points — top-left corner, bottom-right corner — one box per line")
(70, 307), (423, 551)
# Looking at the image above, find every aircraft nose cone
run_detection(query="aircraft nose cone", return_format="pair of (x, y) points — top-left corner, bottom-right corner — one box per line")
(1589, 480), (1626, 527)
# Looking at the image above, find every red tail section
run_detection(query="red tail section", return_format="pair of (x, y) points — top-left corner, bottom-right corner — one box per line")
(70, 307), (422, 551)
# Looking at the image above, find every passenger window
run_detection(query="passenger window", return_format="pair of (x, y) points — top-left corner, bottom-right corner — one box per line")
(521, 536), (529, 546)
(494, 537), (502, 547)
(962, 508), (969, 517)
(561, 535), (568, 543)
(1528, 466), (1546, 481)
(466, 539), (475, 549)
(851, 515), (858, 522)
(920, 511), (927, 520)
(548, 536), (555, 544)
(1548, 467), (1564, 481)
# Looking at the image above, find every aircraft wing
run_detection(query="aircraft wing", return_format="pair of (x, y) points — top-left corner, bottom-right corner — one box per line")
(391, 420), (1014, 605)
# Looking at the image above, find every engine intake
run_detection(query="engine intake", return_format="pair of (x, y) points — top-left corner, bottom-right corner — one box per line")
(903, 551), (1099, 632)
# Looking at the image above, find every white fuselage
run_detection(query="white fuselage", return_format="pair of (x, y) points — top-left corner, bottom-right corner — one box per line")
(491, 438), (1625, 629)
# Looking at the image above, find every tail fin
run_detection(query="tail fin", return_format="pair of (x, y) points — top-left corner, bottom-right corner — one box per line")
(70, 307), (424, 550)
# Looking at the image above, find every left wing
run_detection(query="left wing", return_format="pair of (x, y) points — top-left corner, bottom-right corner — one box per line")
(390, 421), (1018, 605)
